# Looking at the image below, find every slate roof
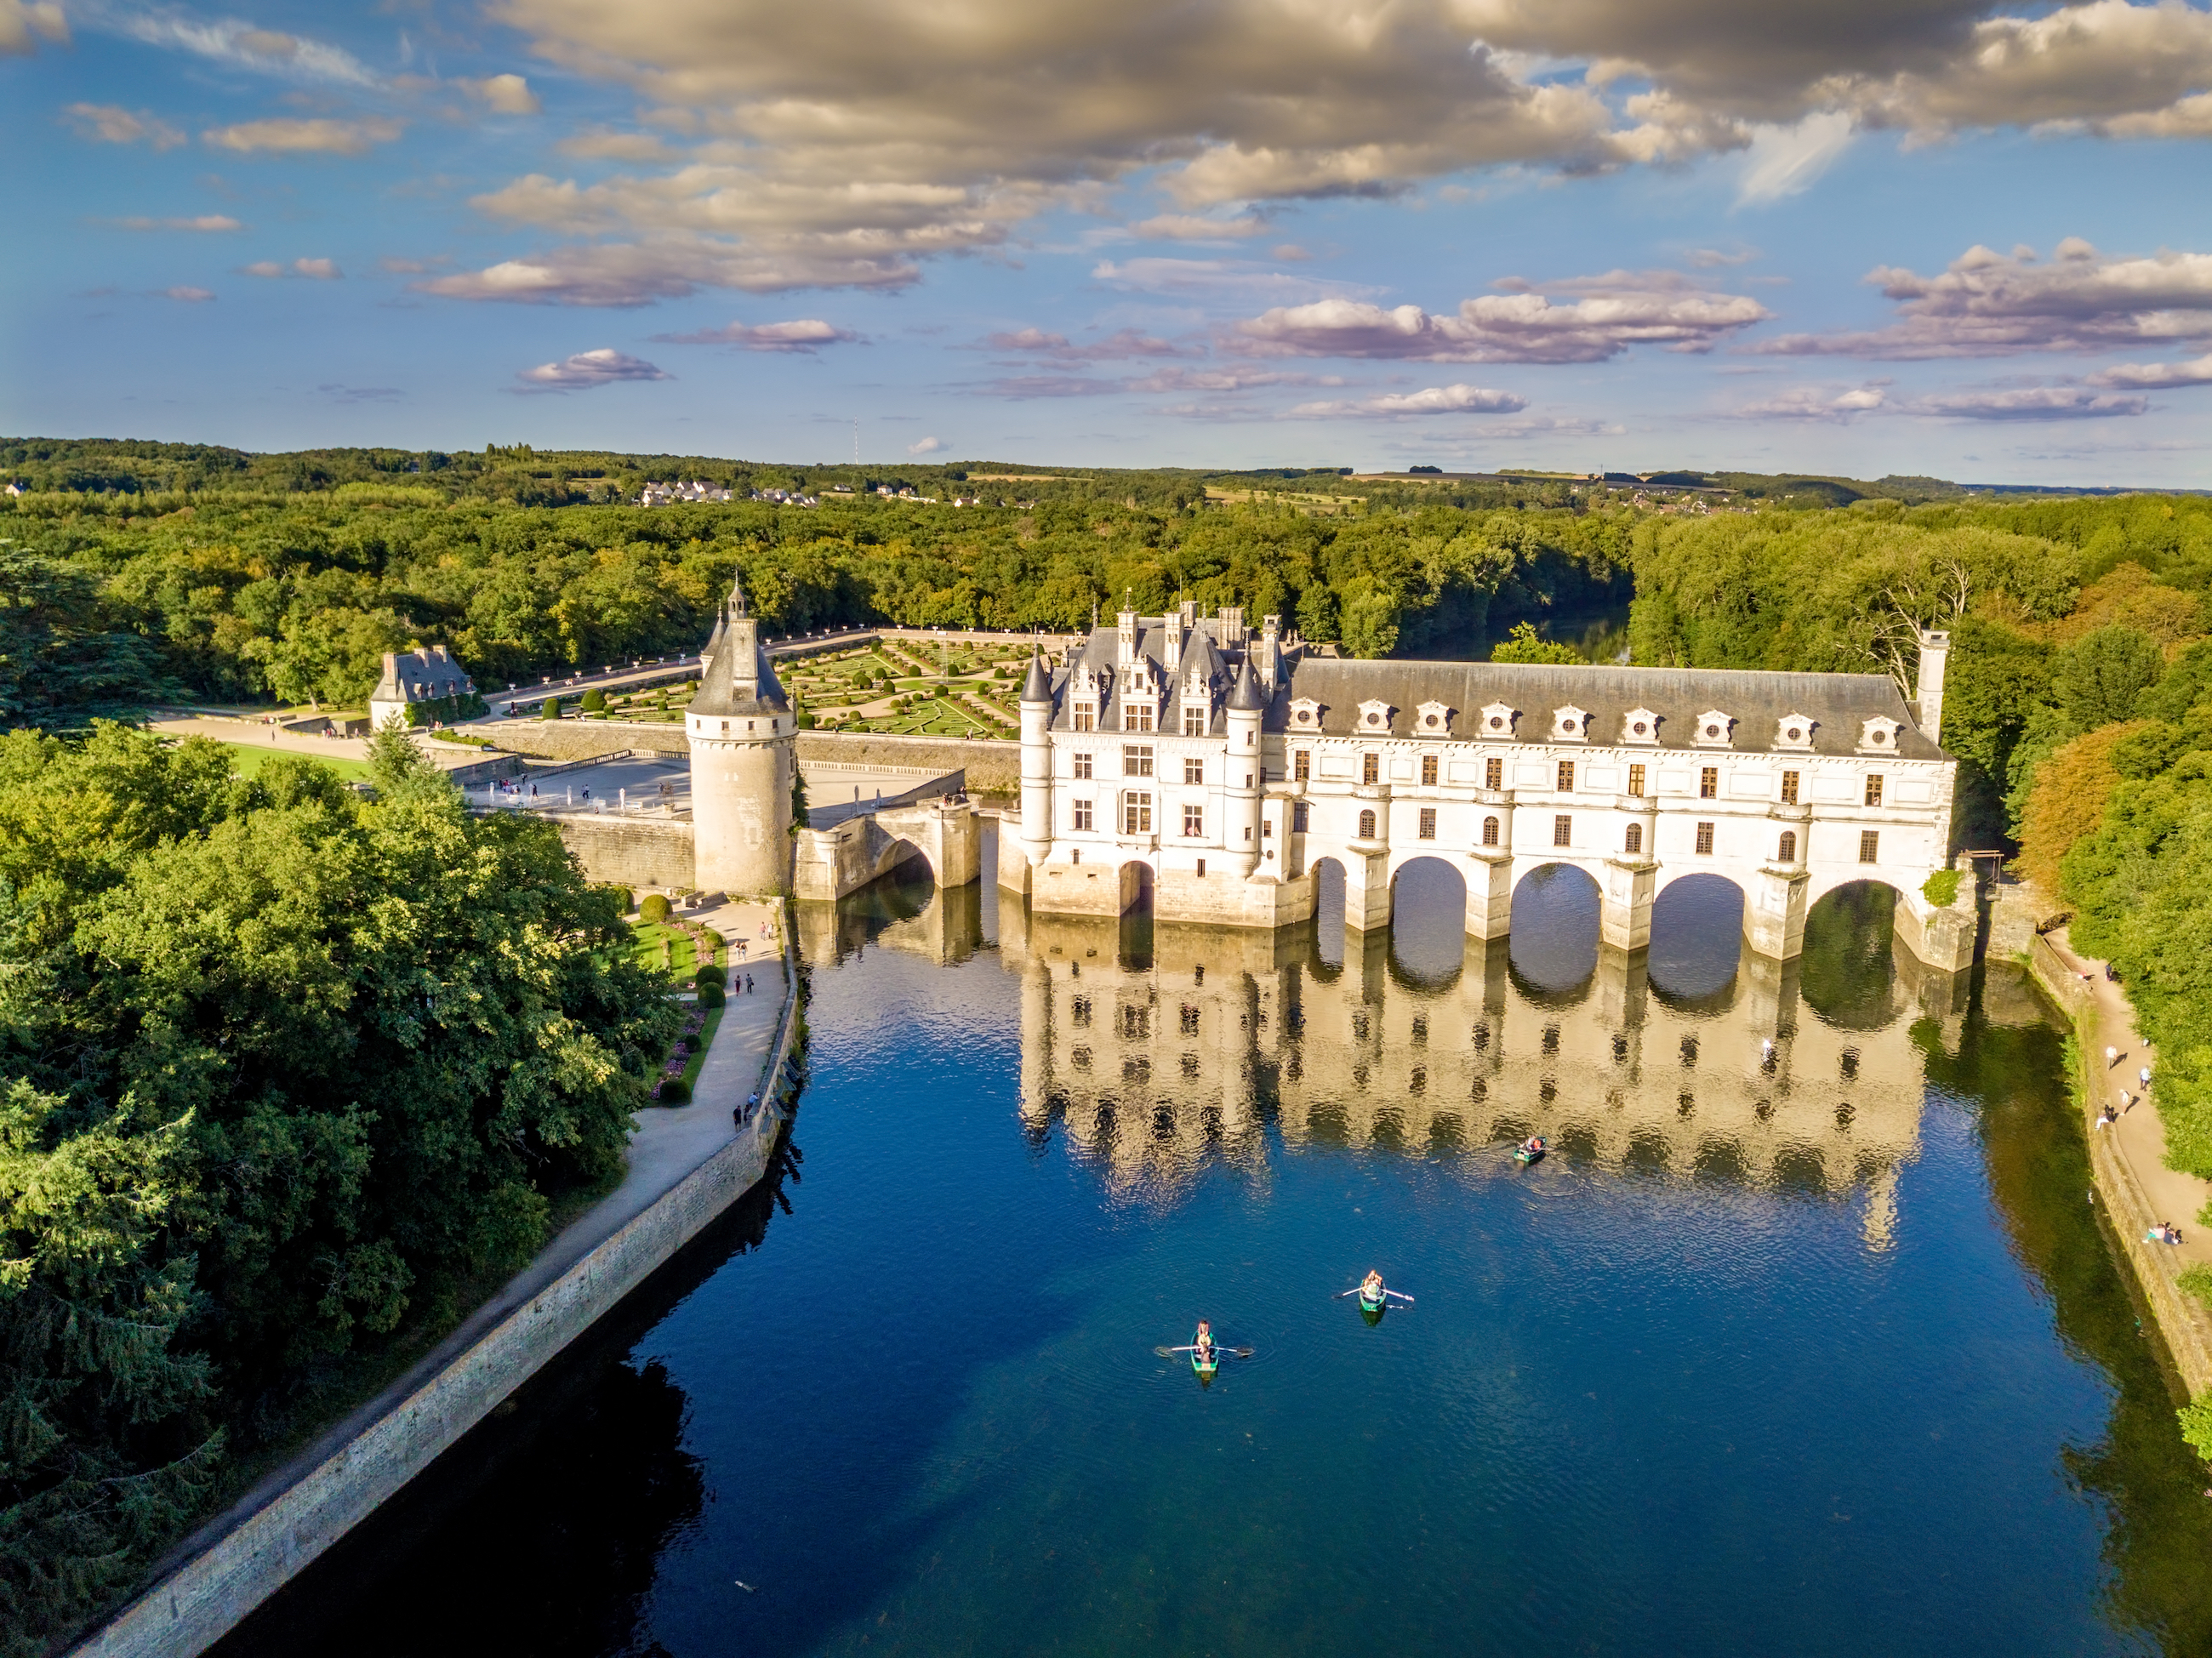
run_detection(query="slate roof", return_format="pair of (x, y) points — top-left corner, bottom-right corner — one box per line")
(1279, 658), (1941, 759)
(688, 590), (789, 718)
(371, 647), (473, 705)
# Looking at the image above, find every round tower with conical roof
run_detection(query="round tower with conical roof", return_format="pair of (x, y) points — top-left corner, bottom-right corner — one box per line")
(1016, 650), (1056, 880)
(686, 578), (795, 896)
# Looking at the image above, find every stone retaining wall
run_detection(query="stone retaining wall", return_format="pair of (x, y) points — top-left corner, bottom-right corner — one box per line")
(546, 812), (697, 889)
(475, 719), (687, 761)
(2028, 936), (2212, 1396)
(796, 731), (1018, 796)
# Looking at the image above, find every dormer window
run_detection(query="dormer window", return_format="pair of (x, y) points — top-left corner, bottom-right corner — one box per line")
(1694, 710), (1736, 748)
(1357, 698), (1394, 732)
(1552, 704), (1590, 742)
(1416, 700), (1452, 735)
(1859, 715), (1901, 751)
(1289, 697), (1322, 728)
(1775, 714), (1816, 750)
(1479, 700), (1517, 738)
(1622, 707), (1660, 745)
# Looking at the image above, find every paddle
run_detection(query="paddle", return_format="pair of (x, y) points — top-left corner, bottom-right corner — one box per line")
(1384, 1290), (1416, 1303)
(1154, 1344), (1255, 1359)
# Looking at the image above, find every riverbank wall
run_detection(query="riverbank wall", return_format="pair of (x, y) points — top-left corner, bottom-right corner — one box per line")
(71, 920), (807, 1658)
(2027, 934), (2212, 1398)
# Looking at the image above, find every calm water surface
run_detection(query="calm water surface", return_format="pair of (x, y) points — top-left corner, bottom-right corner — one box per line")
(221, 857), (2212, 1657)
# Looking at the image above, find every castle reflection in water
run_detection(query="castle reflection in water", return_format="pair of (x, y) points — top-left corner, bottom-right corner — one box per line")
(797, 860), (1985, 1251)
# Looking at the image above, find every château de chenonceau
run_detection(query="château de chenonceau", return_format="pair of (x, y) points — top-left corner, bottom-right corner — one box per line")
(677, 584), (1971, 974)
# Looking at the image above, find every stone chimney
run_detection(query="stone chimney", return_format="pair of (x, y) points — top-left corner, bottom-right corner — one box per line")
(1117, 606), (1138, 669)
(1916, 627), (1949, 747)
(1161, 602), (1185, 675)
(1217, 605), (1246, 648)
(1258, 613), (1280, 691)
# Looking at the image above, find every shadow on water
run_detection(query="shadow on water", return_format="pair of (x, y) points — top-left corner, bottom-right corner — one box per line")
(1930, 960), (2212, 1654)
(1645, 873), (1742, 1013)
(1801, 882), (1905, 1030)
(1506, 863), (1598, 1003)
(214, 1132), (805, 1658)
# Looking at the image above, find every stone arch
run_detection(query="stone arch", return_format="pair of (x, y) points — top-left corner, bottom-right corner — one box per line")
(1646, 871), (1745, 1008)
(1117, 858), (1155, 916)
(1306, 856), (1348, 971)
(1801, 879), (1907, 1029)
(1508, 861), (1599, 1000)
(1388, 855), (1468, 986)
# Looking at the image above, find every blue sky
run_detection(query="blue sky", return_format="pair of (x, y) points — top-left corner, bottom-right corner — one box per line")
(5, 0), (2211, 483)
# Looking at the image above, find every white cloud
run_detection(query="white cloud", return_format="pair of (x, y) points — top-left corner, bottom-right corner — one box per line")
(2092, 351), (2212, 389)
(242, 257), (344, 279)
(0, 0), (66, 54)
(1126, 366), (1337, 393)
(63, 103), (185, 149)
(1736, 111), (1856, 206)
(651, 317), (859, 350)
(1723, 385), (1888, 421)
(420, 239), (921, 305)
(162, 285), (216, 302)
(512, 347), (672, 390)
(1759, 240), (2212, 359)
(908, 436), (944, 454)
(90, 8), (379, 86)
(1125, 213), (1273, 241)
(557, 130), (679, 162)
(461, 73), (541, 115)
(979, 326), (1197, 363)
(109, 214), (244, 231)
(1228, 275), (1770, 364)
(1904, 385), (2148, 419)
(203, 117), (405, 156)
(1287, 383), (1530, 418)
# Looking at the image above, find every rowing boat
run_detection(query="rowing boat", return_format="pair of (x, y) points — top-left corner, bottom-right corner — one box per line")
(1191, 1334), (1219, 1376)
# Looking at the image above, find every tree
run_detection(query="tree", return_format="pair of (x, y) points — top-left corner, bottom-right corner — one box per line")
(2055, 625), (2164, 734)
(0, 553), (174, 731)
(1490, 620), (1583, 665)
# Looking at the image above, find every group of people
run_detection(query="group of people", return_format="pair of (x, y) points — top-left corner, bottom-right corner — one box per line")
(2150, 1222), (2185, 1246)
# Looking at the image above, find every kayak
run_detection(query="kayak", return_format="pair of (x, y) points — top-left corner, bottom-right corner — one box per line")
(1191, 1336), (1219, 1377)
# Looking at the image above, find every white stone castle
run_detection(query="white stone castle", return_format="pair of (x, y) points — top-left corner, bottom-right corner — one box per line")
(686, 581), (797, 898)
(999, 603), (1972, 971)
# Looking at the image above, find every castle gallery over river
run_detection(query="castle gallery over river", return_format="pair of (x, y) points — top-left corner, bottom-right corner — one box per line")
(674, 585), (1974, 974)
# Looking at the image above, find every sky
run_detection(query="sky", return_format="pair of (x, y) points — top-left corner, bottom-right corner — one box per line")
(4, 0), (2212, 485)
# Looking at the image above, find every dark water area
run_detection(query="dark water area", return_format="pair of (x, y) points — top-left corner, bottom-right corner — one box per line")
(219, 857), (2212, 1658)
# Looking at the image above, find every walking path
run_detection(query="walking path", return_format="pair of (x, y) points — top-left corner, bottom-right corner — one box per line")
(2044, 926), (2212, 1268)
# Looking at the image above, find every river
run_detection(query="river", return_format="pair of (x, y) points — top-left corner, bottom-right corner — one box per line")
(217, 852), (2212, 1657)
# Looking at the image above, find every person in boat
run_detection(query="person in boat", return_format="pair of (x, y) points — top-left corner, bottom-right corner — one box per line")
(1193, 1319), (1216, 1362)
(1360, 1269), (1386, 1302)
(1522, 1134), (1547, 1156)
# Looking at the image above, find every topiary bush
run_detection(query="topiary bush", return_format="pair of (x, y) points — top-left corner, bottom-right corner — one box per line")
(693, 963), (723, 989)
(580, 689), (607, 713)
(541, 696), (561, 720)
(698, 979), (725, 1008)
(655, 1079), (691, 1105)
(640, 892), (671, 925)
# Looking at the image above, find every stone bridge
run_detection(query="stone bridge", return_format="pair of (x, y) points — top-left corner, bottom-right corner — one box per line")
(793, 796), (984, 902)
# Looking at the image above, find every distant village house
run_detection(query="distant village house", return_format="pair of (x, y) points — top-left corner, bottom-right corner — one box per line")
(369, 646), (481, 731)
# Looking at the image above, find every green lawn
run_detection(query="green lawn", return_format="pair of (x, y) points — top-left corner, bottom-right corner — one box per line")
(218, 742), (373, 782)
(630, 920), (724, 984)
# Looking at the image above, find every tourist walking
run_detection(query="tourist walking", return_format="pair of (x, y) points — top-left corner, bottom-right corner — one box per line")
(2107, 1046), (2120, 1068)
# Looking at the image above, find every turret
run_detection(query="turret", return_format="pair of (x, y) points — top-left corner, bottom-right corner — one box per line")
(1225, 658), (1265, 876)
(1161, 603), (1185, 675)
(1257, 613), (1280, 692)
(686, 578), (795, 895)
(1019, 651), (1055, 870)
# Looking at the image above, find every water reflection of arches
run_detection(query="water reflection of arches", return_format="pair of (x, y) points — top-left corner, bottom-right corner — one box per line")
(1308, 857), (1347, 971)
(1802, 880), (1907, 1030)
(1508, 862), (1600, 997)
(1001, 894), (1962, 1228)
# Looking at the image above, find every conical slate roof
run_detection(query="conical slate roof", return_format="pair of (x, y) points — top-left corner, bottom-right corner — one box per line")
(1227, 657), (1265, 712)
(1021, 652), (1053, 703)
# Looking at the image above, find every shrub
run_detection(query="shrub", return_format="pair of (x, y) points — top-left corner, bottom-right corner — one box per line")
(2179, 1262), (2212, 1313)
(1921, 869), (1962, 908)
(640, 892), (671, 925)
(579, 689), (607, 713)
(541, 696), (561, 721)
(693, 963), (723, 989)
(655, 1079), (691, 1105)
(698, 979), (725, 1008)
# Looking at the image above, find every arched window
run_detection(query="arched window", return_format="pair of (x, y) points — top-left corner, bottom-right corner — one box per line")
(1778, 830), (1797, 862)
(1481, 815), (1500, 847)
(1624, 822), (1643, 855)
(1357, 808), (1377, 840)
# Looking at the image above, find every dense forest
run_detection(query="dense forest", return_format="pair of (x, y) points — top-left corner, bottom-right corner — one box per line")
(9, 437), (2212, 1644)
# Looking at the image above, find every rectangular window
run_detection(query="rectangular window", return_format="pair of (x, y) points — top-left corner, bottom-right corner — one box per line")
(1183, 705), (1206, 736)
(1781, 769), (1799, 806)
(1196, 857), (1206, 877)
(1071, 800), (1092, 831)
(1700, 766), (1718, 800)
(1485, 756), (1503, 792)
(1124, 792), (1153, 834)
(1183, 804), (1204, 837)
(1860, 829), (1880, 863)
(1628, 762), (1645, 798)
(1421, 754), (1439, 786)
(1293, 801), (1310, 832)
(1124, 745), (1154, 778)
(1362, 752), (1380, 784)
(1126, 703), (1153, 732)
(1865, 773), (1884, 807)
(1696, 821), (1715, 855)
(1293, 749), (1310, 783)
(1418, 807), (1437, 840)
(1557, 760), (1576, 793)
(1183, 756), (1204, 785)
(1553, 814), (1571, 847)
(1073, 704), (1095, 732)
(1262, 818), (1273, 837)
(1073, 752), (1092, 780)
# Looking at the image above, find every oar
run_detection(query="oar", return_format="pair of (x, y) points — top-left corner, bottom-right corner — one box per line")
(1156, 1345), (1199, 1355)
(1384, 1290), (1416, 1303)
(1335, 1287), (1365, 1299)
